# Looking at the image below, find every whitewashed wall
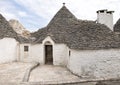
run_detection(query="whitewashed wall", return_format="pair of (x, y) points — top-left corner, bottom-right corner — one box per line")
(20, 44), (44, 64)
(53, 44), (69, 66)
(42, 36), (69, 66)
(19, 36), (69, 66)
(0, 38), (18, 63)
(30, 44), (44, 64)
(97, 10), (113, 30)
(19, 44), (31, 62)
(68, 49), (120, 79)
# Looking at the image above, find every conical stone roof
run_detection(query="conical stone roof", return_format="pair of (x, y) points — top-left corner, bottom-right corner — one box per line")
(0, 14), (18, 39)
(47, 5), (77, 27)
(32, 5), (120, 50)
(0, 14), (29, 43)
(114, 18), (120, 32)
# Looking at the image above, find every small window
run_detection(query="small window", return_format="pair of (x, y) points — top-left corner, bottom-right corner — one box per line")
(24, 46), (29, 52)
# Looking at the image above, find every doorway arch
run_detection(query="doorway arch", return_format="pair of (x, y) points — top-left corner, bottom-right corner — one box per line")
(44, 41), (53, 64)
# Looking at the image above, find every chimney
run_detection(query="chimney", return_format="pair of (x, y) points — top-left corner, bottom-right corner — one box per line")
(96, 9), (114, 30)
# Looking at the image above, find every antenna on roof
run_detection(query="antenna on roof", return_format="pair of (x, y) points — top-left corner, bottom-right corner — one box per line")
(63, 3), (65, 6)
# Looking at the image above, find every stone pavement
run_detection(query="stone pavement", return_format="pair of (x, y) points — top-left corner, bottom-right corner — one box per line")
(0, 62), (33, 82)
(29, 65), (96, 85)
(0, 62), (120, 85)
(29, 65), (80, 83)
(95, 80), (120, 85)
(0, 63), (96, 85)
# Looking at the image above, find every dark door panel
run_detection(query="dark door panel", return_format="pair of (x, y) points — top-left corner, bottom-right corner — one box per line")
(45, 45), (53, 64)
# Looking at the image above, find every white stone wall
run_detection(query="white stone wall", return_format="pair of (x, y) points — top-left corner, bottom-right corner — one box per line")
(97, 11), (114, 30)
(19, 36), (69, 66)
(53, 44), (69, 66)
(68, 49), (120, 79)
(0, 38), (18, 63)
(42, 36), (69, 66)
(20, 44), (44, 64)
(19, 44), (30, 62)
(30, 44), (44, 64)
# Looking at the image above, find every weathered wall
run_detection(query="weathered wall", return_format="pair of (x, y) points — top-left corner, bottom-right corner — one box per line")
(20, 44), (44, 64)
(0, 38), (18, 63)
(19, 44), (31, 62)
(42, 36), (69, 66)
(53, 44), (69, 66)
(20, 36), (69, 66)
(30, 44), (44, 63)
(68, 49), (120, 79)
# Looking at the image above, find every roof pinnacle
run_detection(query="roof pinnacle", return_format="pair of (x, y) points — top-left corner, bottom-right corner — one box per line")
(63, 3), (65, 6)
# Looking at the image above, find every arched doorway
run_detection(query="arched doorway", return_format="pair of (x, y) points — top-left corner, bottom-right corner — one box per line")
(44, 41), (53, 64)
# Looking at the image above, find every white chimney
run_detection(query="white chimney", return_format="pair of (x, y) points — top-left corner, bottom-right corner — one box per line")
(97, 9), (114, 30)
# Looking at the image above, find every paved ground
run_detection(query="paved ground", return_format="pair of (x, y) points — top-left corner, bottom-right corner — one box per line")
(29, 65), (82, 84)
(0, 63), (120, 85)
(0, 62), (33, 82)
(0, 63), (96, 85)
(96, 80), (120, 85)
(29, 65), (96, 85)
(0, 82), (96, 85)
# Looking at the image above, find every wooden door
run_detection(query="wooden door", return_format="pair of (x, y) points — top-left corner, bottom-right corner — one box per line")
(45, 45), (53, 64)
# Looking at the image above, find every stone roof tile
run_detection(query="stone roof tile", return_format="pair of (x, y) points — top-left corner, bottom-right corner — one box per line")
(32, 6), (120, 50)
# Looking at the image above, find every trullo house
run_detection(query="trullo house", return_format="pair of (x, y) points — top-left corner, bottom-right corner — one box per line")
(0, 4), (120, 79)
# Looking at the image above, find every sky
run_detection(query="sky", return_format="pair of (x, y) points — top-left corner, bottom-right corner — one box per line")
(0, 0), (120, 32)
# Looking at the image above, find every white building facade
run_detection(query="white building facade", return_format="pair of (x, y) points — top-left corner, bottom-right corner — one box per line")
(0, 4), (120, 80)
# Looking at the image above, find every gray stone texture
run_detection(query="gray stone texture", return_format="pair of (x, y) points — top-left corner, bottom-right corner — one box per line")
(0, 14), (30, 43)
(114, 18), (120, 32)
(31, 6), (120, 50)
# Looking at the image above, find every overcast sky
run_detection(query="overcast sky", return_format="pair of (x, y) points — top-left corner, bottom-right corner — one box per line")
(0, 0), (120, 31)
